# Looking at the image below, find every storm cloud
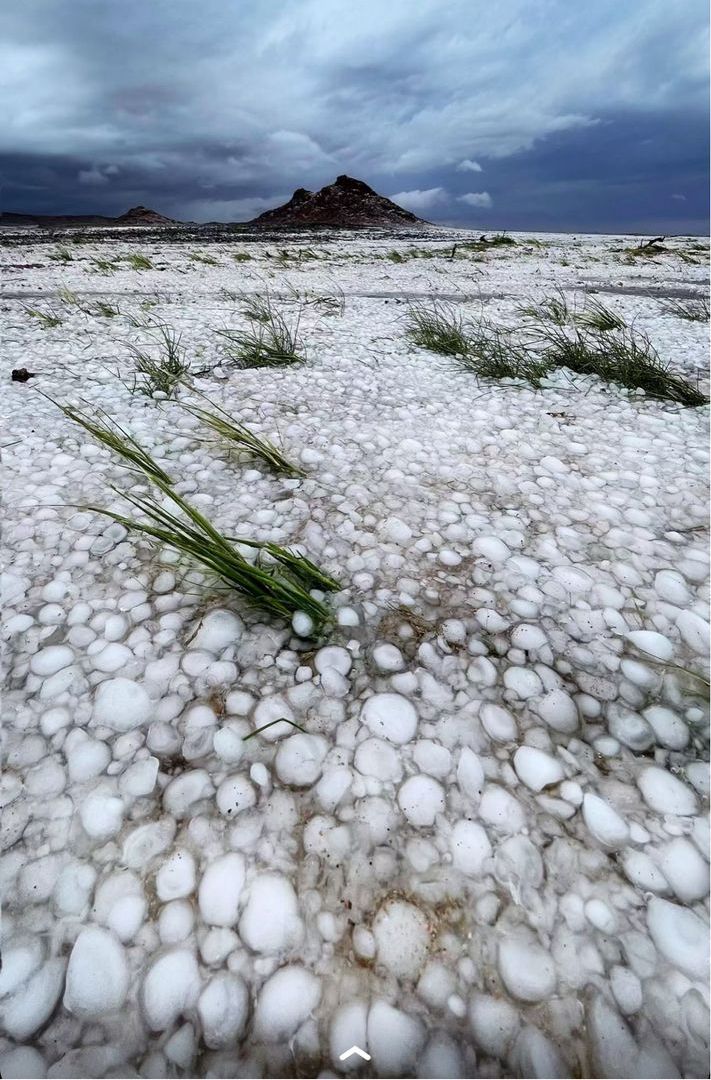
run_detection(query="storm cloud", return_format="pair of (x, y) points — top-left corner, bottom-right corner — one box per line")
(1, 0), (708, 231)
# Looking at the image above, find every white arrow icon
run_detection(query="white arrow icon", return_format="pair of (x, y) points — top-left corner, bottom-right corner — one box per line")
(339, 1045), (371, 1062)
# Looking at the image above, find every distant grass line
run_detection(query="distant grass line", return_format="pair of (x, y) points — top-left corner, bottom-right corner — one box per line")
(661, 296), (710, 322)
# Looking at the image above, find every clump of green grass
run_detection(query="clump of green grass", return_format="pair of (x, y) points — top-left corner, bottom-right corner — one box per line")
(484, 233), (516, 246)
(190, 252), (219, 266)
(128, 325), (191, 397)
(180, 392), (305, 477)
(242, 295), (273, 323)
(406, 302), (470, 356)
(87, 476), (337, 633)
(518, 292), (570, 326)
(577, 297), (626, 332)
(91, 257), (118, 275)
(661, 296), (709, 322)
(125, 253), (154, 270)
(95, 301), (122, 318)
(49, 246), (73, 263)
(48, 398), (172, 484)
(233, 251), (252, 263)
(24, 306), (63, 328)
(387, 251), (406, 263)
(58, 286), (84, 308)
(286, 284), (345, 316)
(542, 325), (708, 406)
(461, 320), (551, 387)
(626, 240), (667, 258)
(217, 303), (304, 368)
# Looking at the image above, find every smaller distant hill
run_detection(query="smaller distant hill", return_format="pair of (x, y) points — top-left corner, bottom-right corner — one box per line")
(0, 205), (176, 228)
(251, 175), (424, 229)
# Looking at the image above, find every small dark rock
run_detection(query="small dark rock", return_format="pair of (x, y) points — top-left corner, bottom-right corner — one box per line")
(12, 368), (35, 382)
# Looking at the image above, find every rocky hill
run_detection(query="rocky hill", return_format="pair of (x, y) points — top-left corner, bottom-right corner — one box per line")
(251, 175), (424, 228)
(1, 206), (175, 228)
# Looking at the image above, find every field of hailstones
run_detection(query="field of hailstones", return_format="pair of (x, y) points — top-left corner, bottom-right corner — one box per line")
(0, 225), (709, 1080)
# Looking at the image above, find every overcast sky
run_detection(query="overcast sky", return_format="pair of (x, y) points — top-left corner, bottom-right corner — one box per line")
(2, 0), (708, 232)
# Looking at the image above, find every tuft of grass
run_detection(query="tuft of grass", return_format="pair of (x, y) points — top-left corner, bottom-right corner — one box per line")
(387, 251), (406, 263)
(217, 303), (304, 368)
(24, 306), (63, 329)
(180, 392), (305, 478)
(233, 251), (252, 262)
(190, 251), (219, 266)
(87, 476), (337, 633)
(518, 292), (570, 326)
(486, 233), (516, 246)
(91, 257), (118, 275)
(542, 324), (708, 406)
(242, 295), (273, 323)
(661, 296), (709, 322)
(49, 246), (73, 263)
(128, 325), (191, 397)
(407, 301), (470, 356)
(58, 286), (84, 308)
(125, 253), (154, 270)
(49, 398), (173, 484)
(95, 301), (122, 318)
(577, 297), (626, 332)
(460, 319), (551, 387)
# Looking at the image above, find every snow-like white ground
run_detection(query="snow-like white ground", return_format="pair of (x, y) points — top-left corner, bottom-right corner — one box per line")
(1, 228), (709, 1079)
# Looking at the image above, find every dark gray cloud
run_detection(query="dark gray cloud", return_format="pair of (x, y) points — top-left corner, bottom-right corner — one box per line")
(1, 0), (708, 231)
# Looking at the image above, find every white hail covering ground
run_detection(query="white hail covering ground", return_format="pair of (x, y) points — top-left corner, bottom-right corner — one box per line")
(0, 228), (709, 1079)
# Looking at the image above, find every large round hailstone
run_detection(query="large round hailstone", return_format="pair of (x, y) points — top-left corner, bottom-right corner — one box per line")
(361, 693), (417, 744)
(372, 900), (429, 979)
(314, 646), (352, 676)
(275, 733), (328, 786)
(239, 873), (304, 954)
(93, 678), (151, 732)
(63, 927), (129, 1018)
(637, 766), (698, 816)
(478, 786), (525, 834)
(397, 776), (445, 827)
(254, 966), (321, 1040)
(216, 774), (257, 816)
(479, 703), (517, 742)
(450, 820), (492, 875)
(198, 853), (246, 927)
(192, 609), (244, 654)
(647, 897), (709, 981)
(625, 630), (673, 662)
(354, 737), (402, 782)
(468, 993), (520, 1058)
(155, 850), (196, 902)
(513, 746), (564, 792)
(531, 689), (579, 734)
(141, 948), (201, 1031)
(250, 696), (296, 742)
(581, 792), (629, 848)
(498, 935), (556, 1002)
(198, 972), (249, 1048)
